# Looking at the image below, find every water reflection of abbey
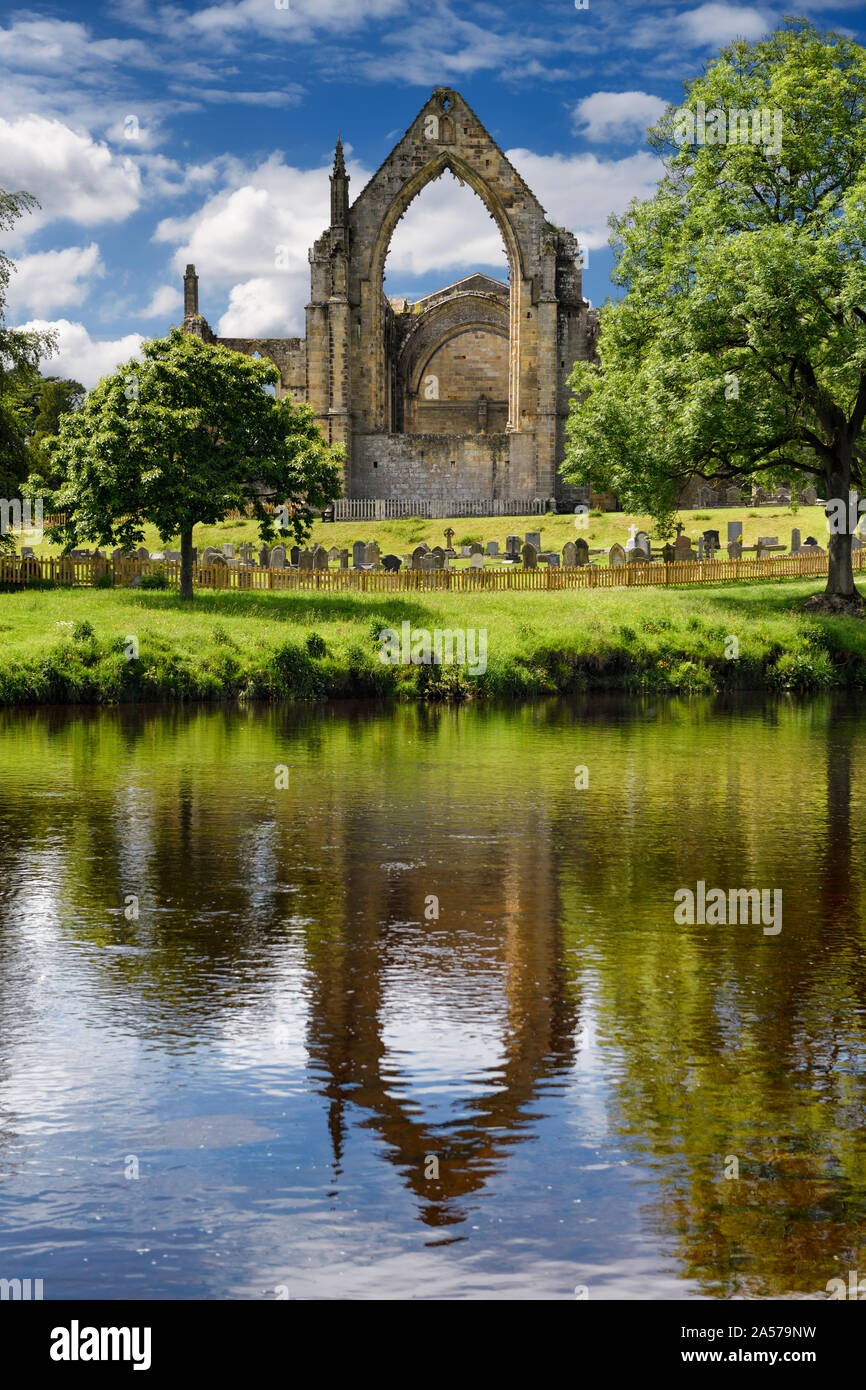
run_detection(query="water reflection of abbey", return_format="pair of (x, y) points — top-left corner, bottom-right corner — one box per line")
(301, 790), (582, 1228)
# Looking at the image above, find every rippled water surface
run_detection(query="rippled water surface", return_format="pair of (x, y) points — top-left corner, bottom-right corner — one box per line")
(0, 697), (864, 1299)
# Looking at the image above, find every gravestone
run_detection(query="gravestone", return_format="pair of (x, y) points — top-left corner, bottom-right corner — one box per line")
(802, 485), (818, 505)
(314, 546), (329, 570)
(328, 545), (341, 562)
(634, 530), (651, 558)
(298, 549), (314, 571)
(136, 547), (150, 561)
(662, 542), (676, 563)
(703, 530), (720, 550)
(697, 537), (704, 561)
(486, 540), (499, 555)
(756, 540), (771, 559)
(469, 541), (484, 556)
(790, 528), (801, 555)
(575, 537), (589, 566)
(547, 553), (560, 568)
(270, 545), (287, 568)
(259, 544), (271, 568)
(628, 550), (648, 565)
(521, 542), (538, 569)
(339, 549), (348, 569)
(460, 546), (471, 557)
(727, 520), (743, 542)
(525, 531), (541, 550)
(728, 541), (743, 560)
(353, 541), (366, 569)
(757, 535), (779, 546)
(469, 553), (484, 569)
(290, 545), (300, 566)
(608, 543), (626, 567)
(364, 541), (380, 568)
(221, 543), (235, 558)
(506, 535), (521, 557)
(562, 540), (577, 567)
(430, 546), (446, 569)
(726, 486), (743, 504)
(411, 545), (427, 571)
(382, 553), (401, 572)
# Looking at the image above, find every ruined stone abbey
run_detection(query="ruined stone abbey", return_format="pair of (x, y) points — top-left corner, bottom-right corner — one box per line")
(181, 88), (599, 510)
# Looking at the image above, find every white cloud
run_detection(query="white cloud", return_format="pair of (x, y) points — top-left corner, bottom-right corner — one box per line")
(15, 319), (145, 389)
(154, 155), (342, 283)
(0, 116), (142, 235)
(6, 244), (103, 317)
(573, 91), (668, 143)
(505, 148), (664, 250)
(385, 173), (507, 279)
(680, 4), (771, 46)
(0, 19), (155, 73)
(217, 277), (307, 338)
(141, 284), (183, 319)
(154, 153), (370, 333)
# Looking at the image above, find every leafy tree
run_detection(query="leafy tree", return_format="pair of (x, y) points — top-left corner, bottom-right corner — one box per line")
(0, 188), (56, 546)
(563, 20), (866, 604)
(20, 374), (86, 483)
(43, 328), (344, 598)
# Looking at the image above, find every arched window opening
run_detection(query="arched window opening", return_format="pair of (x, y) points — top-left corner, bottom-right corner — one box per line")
(382, 173), (510, 435)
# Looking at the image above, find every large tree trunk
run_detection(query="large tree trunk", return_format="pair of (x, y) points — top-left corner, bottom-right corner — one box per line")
(180, 526), (195, 600)
(825, 529), (856, 598)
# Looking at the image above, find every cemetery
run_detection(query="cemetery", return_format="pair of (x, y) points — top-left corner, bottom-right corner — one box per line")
(5, 508), (862, 594)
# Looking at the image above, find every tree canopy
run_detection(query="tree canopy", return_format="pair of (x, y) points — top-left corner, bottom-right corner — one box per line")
(563, 18), (866, 599)
(41, 328), (344, 597)
(0, 188), (57, 542)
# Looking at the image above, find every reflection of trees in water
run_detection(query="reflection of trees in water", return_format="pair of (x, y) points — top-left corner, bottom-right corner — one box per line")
(1, 697), (865, 1273)
(549, 694), (866, 1295)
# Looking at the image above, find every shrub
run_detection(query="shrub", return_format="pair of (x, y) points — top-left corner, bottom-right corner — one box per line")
(72, 620), (95, 642)
(305, 632), (327, 658)
(140, 570), (169, 590)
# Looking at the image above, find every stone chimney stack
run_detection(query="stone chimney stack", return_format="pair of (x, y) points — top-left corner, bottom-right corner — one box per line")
(183, 264), (199, 319)
(330, 136), (349, 231)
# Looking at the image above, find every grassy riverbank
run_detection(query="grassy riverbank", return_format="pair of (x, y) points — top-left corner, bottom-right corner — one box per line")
(0, 575), (864, 706)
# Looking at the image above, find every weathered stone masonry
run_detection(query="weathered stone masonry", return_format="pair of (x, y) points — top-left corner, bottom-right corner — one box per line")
(181, 88), (599, 507)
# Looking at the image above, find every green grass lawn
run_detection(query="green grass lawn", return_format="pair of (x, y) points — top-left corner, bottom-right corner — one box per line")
(0, 572), (863, 706)
(30, 504), (828, 567)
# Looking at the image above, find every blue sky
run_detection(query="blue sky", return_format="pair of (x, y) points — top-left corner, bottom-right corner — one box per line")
(1, 0), (862, 385)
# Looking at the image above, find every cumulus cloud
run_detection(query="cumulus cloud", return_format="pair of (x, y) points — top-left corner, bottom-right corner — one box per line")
(680, 4), (771, 46)
(506, 148), (664, 250)
(6, 244), (103, 317)
(0, 116), (142, 235)
(153, 153), (371, 334)
(217, 277), (308, 338)
(573, 91), (668, 143)
(141, 284), (183, 319)
(15, 319), (145, 389)
(385, 173), (507, 280)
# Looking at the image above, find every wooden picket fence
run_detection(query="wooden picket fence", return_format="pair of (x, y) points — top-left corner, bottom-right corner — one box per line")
(1, 547), (862, 593)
